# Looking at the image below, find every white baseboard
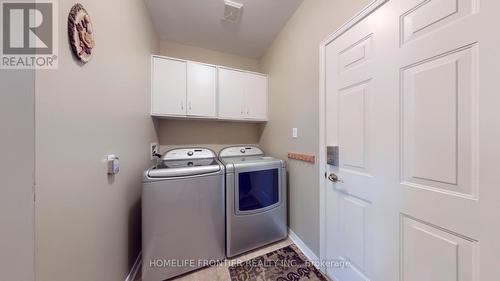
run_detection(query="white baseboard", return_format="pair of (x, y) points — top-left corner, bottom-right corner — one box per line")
(288, 228), (319, 263)
(125, 251), (142, 281)
(289, 229), (334, 280)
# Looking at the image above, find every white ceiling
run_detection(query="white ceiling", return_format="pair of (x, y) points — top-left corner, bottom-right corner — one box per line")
(145, 0), (304, 58)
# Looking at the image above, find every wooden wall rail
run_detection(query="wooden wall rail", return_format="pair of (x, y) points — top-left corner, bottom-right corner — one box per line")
(287, 152), (315, 164)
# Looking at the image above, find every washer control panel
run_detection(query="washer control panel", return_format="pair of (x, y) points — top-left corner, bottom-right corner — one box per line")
(162, 148), (216, 161)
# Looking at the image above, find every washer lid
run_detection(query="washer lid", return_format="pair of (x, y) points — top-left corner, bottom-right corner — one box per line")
(147, 161), (221, 178)
(148, 148), (220, 178)
(219, 146), (264, 158)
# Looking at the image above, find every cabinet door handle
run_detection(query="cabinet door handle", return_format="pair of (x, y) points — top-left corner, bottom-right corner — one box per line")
(181, 101), (184, 110)
(189, 101), (192, 110)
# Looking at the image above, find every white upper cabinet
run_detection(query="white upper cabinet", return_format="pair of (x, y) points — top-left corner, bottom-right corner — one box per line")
(218, 68), (246, 119)
(151, 56), (268, 121)
(244, 72), (268, 120)
(151, 57), (187, 116)
(218, 68), (268, 120)
(187, 62), (217, 117)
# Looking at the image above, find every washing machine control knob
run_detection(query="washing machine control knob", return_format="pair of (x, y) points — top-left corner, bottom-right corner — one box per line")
(187, 151), (194, 156)
(240, 148), (246, 154)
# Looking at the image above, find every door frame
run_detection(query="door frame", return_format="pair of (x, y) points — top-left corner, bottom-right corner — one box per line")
(317, 0), (388, 274)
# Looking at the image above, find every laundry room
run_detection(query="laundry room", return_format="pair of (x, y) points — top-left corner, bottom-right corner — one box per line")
(1, 0), (499, 281)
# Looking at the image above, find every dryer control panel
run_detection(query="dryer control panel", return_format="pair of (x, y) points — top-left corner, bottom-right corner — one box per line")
(219, 146), (264, 158)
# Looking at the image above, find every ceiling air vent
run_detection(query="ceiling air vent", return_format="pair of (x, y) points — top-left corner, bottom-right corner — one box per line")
(223, 0), (243, 23)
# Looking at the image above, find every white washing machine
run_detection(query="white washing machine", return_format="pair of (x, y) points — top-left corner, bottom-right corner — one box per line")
(142, 148), (225, 281)
(219, 146), (287, 258)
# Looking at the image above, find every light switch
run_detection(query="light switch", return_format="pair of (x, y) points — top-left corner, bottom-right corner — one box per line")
(292, 128), (298, 139)
(107, 155), (120, 175)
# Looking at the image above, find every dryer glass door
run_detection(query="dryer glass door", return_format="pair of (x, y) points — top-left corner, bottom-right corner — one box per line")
(237, 168), (279, 213)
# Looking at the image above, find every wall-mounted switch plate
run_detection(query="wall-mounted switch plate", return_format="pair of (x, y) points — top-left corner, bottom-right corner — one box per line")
(292, 128), (298, 139)
(107, 155), (120, 175)
(150, 142), (159, 160)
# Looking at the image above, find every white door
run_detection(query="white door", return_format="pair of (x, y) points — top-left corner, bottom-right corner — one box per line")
(218, 68), (245, 119)
(187, 62), (217, 117)
(324, 8), (387, 281)
(151, 57), (187, 116)
(322, 0), (500, 281)
(244, 73), (268, 120)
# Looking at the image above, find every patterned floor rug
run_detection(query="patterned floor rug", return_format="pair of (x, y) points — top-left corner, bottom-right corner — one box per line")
(228, 245), (328, 281)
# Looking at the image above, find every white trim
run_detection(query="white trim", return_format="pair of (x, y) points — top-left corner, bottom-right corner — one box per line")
(125, 251), (142, 281)
(151, 54), (218, 68)
(318, 0), (387, 277)
(318, 28), (327, 276)
(320, 0), (388, 46)
(150, 55), (267, 77)
(217, 65), (268, 77)
(288, 228), (319, 263)
(150, 114), (267, 122)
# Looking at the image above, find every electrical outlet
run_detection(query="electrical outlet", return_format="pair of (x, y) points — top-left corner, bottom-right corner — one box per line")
(150, 142), (159, 160)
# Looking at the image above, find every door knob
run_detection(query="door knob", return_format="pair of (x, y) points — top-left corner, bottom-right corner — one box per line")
(328, 172), (343, 183)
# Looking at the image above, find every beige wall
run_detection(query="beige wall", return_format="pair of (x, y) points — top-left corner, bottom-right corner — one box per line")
(0, 71), (35, 281)
(34, 1), (159, 281)
(157, 42), (262, 152)
(259, 0), (370, 255)
(160, 41), (260, 72)
(156, 119), (261, 154)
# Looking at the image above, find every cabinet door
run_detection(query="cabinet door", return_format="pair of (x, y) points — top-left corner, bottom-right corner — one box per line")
(151, 57), (187, 116)
(218, 68), (245, 119)
(244, 73), (268, 120)
(187, 62), (216, 117)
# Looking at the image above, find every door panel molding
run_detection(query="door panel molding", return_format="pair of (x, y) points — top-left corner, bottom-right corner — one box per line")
(399, 0), (478, 45)
(339, 81), (370, 173)
(338, 34), (374, 73)
(400, 43), (478, 199)
(400, 214), (478, 281)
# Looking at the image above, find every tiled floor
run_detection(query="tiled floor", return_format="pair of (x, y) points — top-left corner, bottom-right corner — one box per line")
(137, 238), (294, 281)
